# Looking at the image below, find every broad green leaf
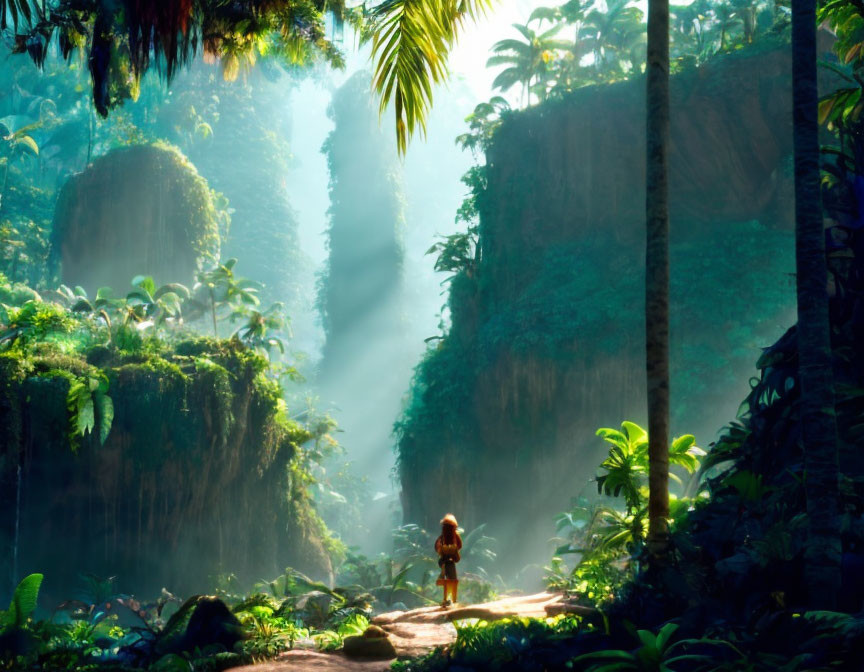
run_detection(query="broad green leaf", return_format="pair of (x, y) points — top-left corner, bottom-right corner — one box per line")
(637, 628), (659, 648)
(9, 573), (42, 627)
(79, 396), (95, 435)
(96, 394), (114, 445)
(655, 622), (679, 651)
(71, 298), (94, 313)
(671, 434), (695, 453)
(154, 283), (191, 301)
(14, 135), (38, 156)
(126, 289), (152, 306)
(131, 275), (157, 296)
(622, 421), (647, 444)
(96, 286), (114, 301)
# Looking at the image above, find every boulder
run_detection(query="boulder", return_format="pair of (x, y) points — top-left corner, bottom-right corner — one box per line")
(342, 627), (397, 660)
(182, 597), (245, 653)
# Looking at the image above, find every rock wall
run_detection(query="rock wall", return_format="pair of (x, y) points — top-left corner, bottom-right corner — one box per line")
(315, 72), (410, 549)
(50, 143), (223, 292)
(0, 340), (332, 604)
(397, 42), (806, 575)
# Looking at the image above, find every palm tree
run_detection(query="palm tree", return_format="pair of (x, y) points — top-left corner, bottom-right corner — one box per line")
(791, 0), (842, 609)
(645, 0), (672, 564)
(486, 21), (571, 105)
(712, 2), (742, 51)
(0, 0), (35, 30)
(0, 117), (39, 213)
(580, 0), (646, 78)
(192, 259), (261, 337)
(670, 1), (714, 63)
(3, 0), (482, 156)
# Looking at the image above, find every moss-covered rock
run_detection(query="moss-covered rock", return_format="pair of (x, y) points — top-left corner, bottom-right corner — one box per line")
(397, 43), (803, 573)
(50, 143), (225, 292)
(0, 337), (333, 603)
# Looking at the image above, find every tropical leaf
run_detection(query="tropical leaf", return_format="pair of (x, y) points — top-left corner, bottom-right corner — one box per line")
(1, 573), (43, 630)
(79, 395), (95, 435)
(0, 0), (35, 31)
(71, 298), (94, 313)
(154, 283), (191, 301)
(96, 393), (114, 445)
(528, 6), (560, 25)
(669, 434), (705, 473)
(654, 622), (679, 651)
(14, 135), (38, 156)
(368, 0), (492, 153)
(131, 275), (157, 297)
(621, 421), (647, 445)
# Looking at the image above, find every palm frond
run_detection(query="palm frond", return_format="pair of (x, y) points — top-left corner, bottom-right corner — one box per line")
(490, 38), (535, 54)
(1, 0), (35, 30)
(490, 67), (522, 91)
(528, 6), (560, 25)
(485, 54), (519, 67)
(368, 0), (492, 154)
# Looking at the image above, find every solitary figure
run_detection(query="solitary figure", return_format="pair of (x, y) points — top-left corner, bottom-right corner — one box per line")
(435, 513), (462, 607)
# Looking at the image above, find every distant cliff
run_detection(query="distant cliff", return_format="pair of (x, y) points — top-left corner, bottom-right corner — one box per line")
(50, 143), (224, 292)
(397, 41), (803, 574)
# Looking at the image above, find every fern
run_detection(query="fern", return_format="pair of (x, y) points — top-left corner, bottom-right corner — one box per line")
(0, 573), (43, 631)
(67, 374), (114, 452)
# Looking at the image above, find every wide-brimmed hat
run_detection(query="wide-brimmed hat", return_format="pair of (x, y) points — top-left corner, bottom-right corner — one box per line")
(440, 513), (458, 527)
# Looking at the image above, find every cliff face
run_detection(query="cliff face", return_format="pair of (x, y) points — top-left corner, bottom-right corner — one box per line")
(315, 73), (410, 548)
(50, 143), (223, 292)
(0, 340), (332, 603)
(397, 44), (801, 574)
(482, 43), (794, 297)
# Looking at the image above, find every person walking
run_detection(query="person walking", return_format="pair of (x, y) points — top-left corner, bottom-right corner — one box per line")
(435, 513), (463, 608)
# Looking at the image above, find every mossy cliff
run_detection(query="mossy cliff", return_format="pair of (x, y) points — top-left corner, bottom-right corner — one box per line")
(397, 43), (803, 572)
(50, 143), (224, 292)
(0, 338), (333, 602)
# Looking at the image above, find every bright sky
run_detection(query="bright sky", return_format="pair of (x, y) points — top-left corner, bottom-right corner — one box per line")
(449, 0), (552, 102)
(288, 0), (669, 264)
(448, 0), (692, 101)
(424, 0), (673, 103)
(289, 1), (552, 263)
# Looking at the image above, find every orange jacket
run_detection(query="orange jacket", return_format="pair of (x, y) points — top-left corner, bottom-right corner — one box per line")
(435, 533), (462, 562)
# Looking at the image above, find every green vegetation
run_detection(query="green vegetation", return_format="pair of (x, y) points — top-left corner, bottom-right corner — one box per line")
(398, 212), (795, 565)
(50, 143), (227, 292)
(2, 1), (354, 117)
(0, 524), (497, 672)
(392, 615), (587, 672)
(0, 270), (338, 597)
(0, 574), (42, 633)
(546, 423), (705, 605)
(317, 71), (405, 369)
(1, 0), (863, 669)
(484, 0), (787, 105)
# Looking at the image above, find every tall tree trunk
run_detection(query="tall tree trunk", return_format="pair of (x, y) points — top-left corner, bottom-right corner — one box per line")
(791, 0), (842, 610)
(645, 0), (671, 563)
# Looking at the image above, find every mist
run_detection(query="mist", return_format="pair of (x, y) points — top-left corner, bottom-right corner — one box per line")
(0, 1), (818, 656)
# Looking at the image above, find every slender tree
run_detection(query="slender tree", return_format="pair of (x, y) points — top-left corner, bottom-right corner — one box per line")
(645, 0), (672, 563)
(486, 21), (570, 105)
(791, 0), (842, 609)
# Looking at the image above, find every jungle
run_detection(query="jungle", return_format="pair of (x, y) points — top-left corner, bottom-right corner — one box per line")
(1, 0), (863, 670)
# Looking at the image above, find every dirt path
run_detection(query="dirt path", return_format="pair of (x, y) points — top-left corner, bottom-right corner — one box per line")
(228, 592), (566, 672)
